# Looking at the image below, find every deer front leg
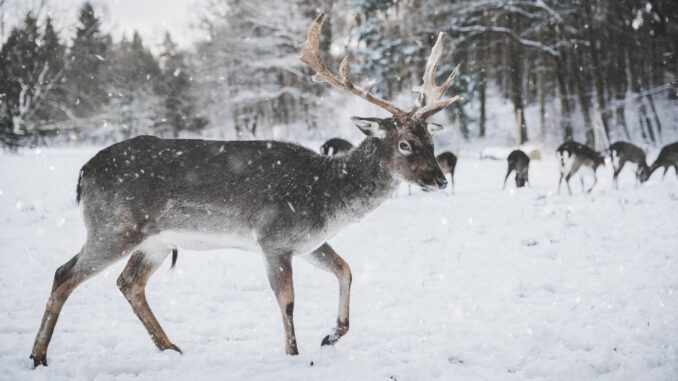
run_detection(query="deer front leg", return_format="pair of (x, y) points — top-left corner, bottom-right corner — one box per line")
(264, 254), (298, 355)
(303, 243), (351, 347)
(502, 169), (512, 190)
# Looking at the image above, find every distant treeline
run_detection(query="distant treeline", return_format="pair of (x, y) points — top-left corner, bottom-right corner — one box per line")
(0, 3), (206, 148)
(1, 1), (677, 148)
(349, 0), (677, 146)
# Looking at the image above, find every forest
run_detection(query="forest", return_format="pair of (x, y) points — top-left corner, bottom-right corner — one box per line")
(0, 0), (676, 149)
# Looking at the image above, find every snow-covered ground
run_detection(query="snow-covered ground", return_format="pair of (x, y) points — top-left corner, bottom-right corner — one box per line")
(1, 146), (677, 381)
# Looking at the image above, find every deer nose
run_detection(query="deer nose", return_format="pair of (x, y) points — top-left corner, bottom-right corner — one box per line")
(434, 175), (447, 189)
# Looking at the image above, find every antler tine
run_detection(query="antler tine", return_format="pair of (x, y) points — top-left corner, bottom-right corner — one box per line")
(299, 14), (407, 120)
(412, 32), (463, 120)
(415, 95), (464, 120)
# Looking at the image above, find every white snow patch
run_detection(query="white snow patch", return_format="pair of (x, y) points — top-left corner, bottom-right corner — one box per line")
(0, 147), (677, 380)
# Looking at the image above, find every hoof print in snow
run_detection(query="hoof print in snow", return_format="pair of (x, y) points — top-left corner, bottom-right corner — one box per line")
(523, 239), (538, 246)
(309, 361), (314, 367)
(447, 356), (464, 365)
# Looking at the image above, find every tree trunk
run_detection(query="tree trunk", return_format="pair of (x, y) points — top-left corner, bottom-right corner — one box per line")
(478, 42), (487, 138)
(555, 56), (573, 141)
(569, 44), (594, 146)
(508, 14), (528, 144)
(585, 7), (611, 142)
(538, 67), (546, 139)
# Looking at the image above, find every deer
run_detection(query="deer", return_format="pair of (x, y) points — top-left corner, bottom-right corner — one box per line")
(29, 14), (461, 368)
(320, 137), (354, 155)
(648, 141), (678, 180)
(436, 151), (457, 193)
(609, 141), (650, 188)
(503, 149), (530, 189)
(556, 141), (605, 195)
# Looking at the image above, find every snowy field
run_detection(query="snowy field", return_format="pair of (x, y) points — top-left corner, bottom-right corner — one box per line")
(1, 146), (677, 381)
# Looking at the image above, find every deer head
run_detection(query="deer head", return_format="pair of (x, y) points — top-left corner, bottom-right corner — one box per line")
(299, 14), (462, 191)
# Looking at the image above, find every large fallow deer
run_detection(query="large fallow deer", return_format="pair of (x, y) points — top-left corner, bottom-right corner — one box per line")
(30, 14), (461, 367)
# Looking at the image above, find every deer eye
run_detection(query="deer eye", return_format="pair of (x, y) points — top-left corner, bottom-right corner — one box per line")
(398, 140), (412, 155)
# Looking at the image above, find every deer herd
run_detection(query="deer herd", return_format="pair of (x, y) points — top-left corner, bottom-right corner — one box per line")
(28, 14), (677, 369)
(322, 136), (677, 194)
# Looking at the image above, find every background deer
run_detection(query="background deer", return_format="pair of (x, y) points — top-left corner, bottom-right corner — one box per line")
(29, 14), (461, 367)
(436, 151), (457, 193)
(609, 141), (650, 188)
(320, 138), (354, 155)
(557, 141), (605, 194)
(503, 149), (530, 189)
(648, 141), (678, 180)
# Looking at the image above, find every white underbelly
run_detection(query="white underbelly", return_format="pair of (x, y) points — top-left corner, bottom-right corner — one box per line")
(578, 165), (595, 178)
(151, 230), (261, 252)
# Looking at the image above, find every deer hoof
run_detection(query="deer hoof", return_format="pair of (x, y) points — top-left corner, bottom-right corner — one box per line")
(30, 354), (47, 368)
(164, 344), (183, 354)
(321, 334), (338, 346)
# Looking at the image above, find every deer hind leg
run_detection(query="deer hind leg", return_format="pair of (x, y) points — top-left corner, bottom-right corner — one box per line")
(31, 232), (144, 367)
(613, 160), (625, 189)
(587, 171), (598, 193)
(303, 243), (352, 347)
(117, 242), (181, 354)
(264, 254), (298, 355)
(564, 173), (574, 195)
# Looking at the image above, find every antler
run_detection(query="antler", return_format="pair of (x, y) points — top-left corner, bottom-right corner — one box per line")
(411, 32), (463, 120)
(299, 14), (408, 121)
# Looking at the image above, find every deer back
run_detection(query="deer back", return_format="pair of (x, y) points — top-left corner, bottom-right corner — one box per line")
(77, 135), (398, 255)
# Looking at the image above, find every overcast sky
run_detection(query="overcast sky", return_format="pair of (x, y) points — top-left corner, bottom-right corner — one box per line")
(1, 0), (203, 50)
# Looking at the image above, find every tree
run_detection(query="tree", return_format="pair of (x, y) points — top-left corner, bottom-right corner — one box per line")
(193, 0), (314, 138)
(158, 32), (207, 138)
(0, 12), (65, 146)
(64, 2), (108, 117)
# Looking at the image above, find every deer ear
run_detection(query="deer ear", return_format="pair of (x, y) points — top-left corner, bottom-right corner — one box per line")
(351, 117), (387, 138)
(427, 122), (443, 133)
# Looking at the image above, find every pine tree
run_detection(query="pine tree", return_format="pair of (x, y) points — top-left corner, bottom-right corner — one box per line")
(32, 17), (66, 124)
(0, 12), (65, 146)
(64, 2), (108, 117)
(158, 32), (206, 137)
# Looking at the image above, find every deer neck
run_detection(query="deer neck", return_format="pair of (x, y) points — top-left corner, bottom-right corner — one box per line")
(327, 137), (398, 214)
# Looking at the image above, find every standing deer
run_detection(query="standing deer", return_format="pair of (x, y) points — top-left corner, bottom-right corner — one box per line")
(320, 138), (354, 155)
(648, 141), (678, 180)
(30, 14), (461, 367)
(503, 149), (530, 189)
(436, 151), (457, 193)
(556, 141), (605, 194)
(609, 141), (650, 188)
